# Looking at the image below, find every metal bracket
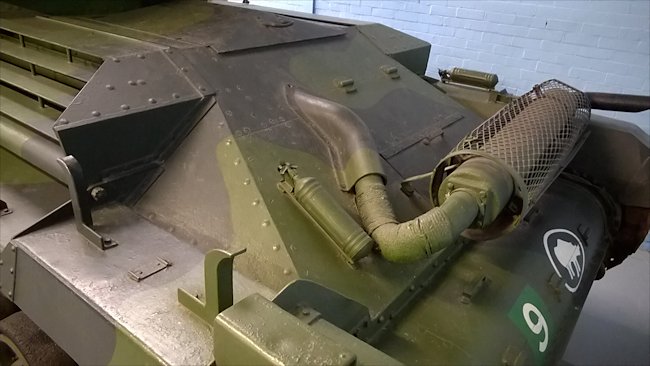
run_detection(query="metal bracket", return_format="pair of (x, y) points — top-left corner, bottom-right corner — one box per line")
(460, 275), (491, 304)
(400, 171), (434, 197)
(0, 243), (18, 300)
(0, 200), (12, 216)
(128, 258), (171, 282)
(178, 248), (246, 324)
(57, 155), (117, 250)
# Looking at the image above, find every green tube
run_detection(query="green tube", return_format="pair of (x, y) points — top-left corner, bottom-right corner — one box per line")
(355, 175), (479, 263)
(448, 67), (499, 89)
(283, 174), (374, 263)
(0, 116), (66, 183)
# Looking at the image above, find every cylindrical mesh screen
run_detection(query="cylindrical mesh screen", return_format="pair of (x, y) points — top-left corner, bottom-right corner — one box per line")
(453, 79), (590, 205)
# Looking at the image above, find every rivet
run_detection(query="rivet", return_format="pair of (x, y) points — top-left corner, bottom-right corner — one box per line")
(9, 268), (14, 274)
(234, 158), (241, 166)
(128, 80), (137, 86)
(262, 219), (270, 227)
(272, 245), (280, 251)
(112, 57), (120, 63)
(172, 93), (180, 99)
(181, 67), (188, 72)
(120, 104), (130, 110)
(148, 98), (157, 104)
(137, 54), (145, 59)
(0, 260), (3, 265)
(164, 49), (172, 54)
(301, 308), (310, 316)
(7, 291), (12, 297)
(225, 139), (232, 146)
(58, 118), (68, 125)
(218, 122), (225, 128)
(252, 199), (260, 206)
(137, 79), (146, 85)
(243, 178), (251, 185)
(10, 245), (15, 252)
(282, 268), (291, 275)
(105, 84), (114, 90)
(409, 285), (415, 291)
(91, 111), (100, 117)
(379, 316), (386, 323)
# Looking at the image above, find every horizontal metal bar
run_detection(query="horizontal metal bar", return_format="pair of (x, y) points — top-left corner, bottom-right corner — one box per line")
(0, 115), (66, 182)
(0, 38), (96, 82)
(0, 85), (60, 141)
(0, 61), (78, 108)
(586, 92), (650, 113)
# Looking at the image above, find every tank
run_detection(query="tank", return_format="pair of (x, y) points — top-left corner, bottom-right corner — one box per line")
(0, 1), (648, 365)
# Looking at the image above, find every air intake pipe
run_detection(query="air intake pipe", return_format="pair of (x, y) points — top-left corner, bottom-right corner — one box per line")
(287, 80), (590, 263)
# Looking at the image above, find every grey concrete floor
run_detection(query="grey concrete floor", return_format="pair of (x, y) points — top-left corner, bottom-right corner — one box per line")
(563, 247), (650, 365)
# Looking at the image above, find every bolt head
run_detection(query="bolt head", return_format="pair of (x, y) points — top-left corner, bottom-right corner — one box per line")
(90, 186), (107, 201)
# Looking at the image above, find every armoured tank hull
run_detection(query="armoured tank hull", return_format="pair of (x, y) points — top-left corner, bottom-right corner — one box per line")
(0, 1), (648, 365)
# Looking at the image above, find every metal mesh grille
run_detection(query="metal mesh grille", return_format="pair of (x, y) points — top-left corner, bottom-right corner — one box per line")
(454, 79), (590, 204)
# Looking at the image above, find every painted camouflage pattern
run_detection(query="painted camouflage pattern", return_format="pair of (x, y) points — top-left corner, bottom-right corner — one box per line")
(0, 1), (647, 365)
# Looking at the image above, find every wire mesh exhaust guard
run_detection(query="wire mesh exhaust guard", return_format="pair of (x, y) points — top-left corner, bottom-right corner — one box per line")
(431, 79), (591, 239)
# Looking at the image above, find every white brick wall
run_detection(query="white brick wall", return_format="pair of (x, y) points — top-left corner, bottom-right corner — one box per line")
(245, 0), (650, 131)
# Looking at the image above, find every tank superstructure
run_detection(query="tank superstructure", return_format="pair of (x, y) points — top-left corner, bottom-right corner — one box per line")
(0, 1), (648, 365)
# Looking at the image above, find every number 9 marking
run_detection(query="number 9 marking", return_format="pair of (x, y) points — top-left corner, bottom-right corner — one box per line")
(522, 302), (548, 352)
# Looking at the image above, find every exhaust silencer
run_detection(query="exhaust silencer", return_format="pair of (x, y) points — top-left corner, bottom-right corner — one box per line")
(432, 79), (590, 239)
